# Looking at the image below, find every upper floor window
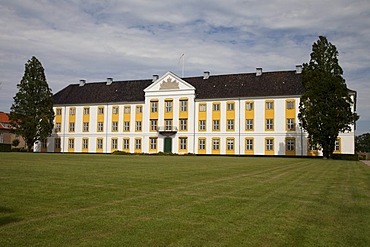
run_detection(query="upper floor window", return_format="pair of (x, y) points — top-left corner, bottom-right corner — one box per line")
(56, 109), (62, 115)
(199, 104), (206, 112)
(213, 103), (220, 111)
(112, 107), (119, 114)
(180, 100), (188, 112)
(287, 101), (295, 109)
(124, 106), (131, 114)
(266, 101), (274, 110)
(165, 100), (173, 112)
(136, 106), (143, 113)
(83, 108), (90, 115)
(227, 103), (234, 111)
(98, 107), (104, 115)
(246, 102), (254, 111)
(287, 118), (295, 131)
(151, 101), (158, 113)
(69, 108), (75, 115)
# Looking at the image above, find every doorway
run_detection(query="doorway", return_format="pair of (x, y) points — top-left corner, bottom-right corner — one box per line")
(164, 137), (172, 153)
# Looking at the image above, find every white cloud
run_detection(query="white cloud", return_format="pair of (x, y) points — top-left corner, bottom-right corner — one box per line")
(0, 0), (369, 132)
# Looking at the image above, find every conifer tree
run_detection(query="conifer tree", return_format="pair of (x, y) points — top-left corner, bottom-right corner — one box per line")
(10, 56), (54, 151)
(298, 36), (358, 158)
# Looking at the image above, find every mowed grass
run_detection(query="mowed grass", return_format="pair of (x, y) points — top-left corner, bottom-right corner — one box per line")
(0, 153), (370, 246)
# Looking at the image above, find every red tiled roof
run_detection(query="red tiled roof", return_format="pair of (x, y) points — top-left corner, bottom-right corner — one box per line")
(0, 112), (11, 130)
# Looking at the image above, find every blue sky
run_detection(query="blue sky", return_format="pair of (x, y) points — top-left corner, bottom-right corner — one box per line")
(0, 0), (369, 134)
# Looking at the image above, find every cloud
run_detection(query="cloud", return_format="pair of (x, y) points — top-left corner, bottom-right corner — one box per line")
(0, 0), (369, 133)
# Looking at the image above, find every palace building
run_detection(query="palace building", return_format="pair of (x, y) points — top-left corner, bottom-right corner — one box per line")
(45, 66), (356, 155)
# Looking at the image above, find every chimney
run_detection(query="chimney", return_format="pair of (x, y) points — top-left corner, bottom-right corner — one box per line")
(295, 65), (302, 74)
(152, 75), (159, 82)
(203, 71), (210, 79)
(106, 77), (113, 85)
(79, 79), (86, 87)
(256, 68), (262, 76)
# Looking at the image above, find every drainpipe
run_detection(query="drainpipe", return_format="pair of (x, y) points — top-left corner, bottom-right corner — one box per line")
(106, 104), (109, 153)
(63, 106), (66, 153)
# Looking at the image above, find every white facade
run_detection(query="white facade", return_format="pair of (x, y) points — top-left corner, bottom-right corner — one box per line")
(48, 71), (355, 156)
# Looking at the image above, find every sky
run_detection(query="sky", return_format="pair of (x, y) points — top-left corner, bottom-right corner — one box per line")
(0, 0), (369, 134)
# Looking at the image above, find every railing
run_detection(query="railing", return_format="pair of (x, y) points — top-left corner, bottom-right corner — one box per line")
(157, 126), (178, 133)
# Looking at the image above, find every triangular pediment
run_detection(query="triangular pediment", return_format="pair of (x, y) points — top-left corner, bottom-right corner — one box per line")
(144, 71), (195, 92)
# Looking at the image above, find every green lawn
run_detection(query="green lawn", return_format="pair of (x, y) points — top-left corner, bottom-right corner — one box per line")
(0, 153), (369, 246)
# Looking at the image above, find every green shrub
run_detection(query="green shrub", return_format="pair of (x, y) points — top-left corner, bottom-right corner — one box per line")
(332, 153), (359, 161)
(0, 143), (11, 152)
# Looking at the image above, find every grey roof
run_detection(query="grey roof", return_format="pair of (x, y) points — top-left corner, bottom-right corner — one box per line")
(53, 70), (305, 105)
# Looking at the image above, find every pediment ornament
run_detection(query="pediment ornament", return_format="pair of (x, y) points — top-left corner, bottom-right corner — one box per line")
(159, 77), (179, 90)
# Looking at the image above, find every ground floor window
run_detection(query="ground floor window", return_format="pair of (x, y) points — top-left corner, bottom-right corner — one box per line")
(135, 139), (141, 150)
(179, 137), (187, 150)
(199, 138), (206, 150)
(150, 137), (157, 150)
(245, 139), (253, 151)
(286, 138), (295, 151)
(112, 138), (118, 150)
(123, 138), (129, 150)
(97, 139), (103, 150)
(212, 138), (220, 150)
(83, 138), (89, 149)
(265, 138), (274, 151)
(227, 138), (234, 150)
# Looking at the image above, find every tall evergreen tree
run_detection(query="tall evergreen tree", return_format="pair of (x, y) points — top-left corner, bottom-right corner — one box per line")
(10, 56), (54, 151)
(298, 36), (358, 158)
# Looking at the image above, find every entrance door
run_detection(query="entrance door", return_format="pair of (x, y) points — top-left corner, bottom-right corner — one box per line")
(164, 137), (172, 153)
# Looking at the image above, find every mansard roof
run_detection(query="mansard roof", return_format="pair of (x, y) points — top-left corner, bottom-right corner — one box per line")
(53, 70), (304, 105)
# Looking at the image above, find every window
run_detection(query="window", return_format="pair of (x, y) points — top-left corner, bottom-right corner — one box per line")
(334, 139), (340, 152)
(199, 104), (206, 112)
(136, 121), (142, 131)
(135, 139), (141, 150)
(136, 105), (143, 113)
(112, 107), (119, 114)
(97, 122), (104, 132)
(213, 120), (220, 131)
(309, 143), (317, 151)
(98, 107), (104, 115)
(112, 121), (118, 132)
(150, 119), (157, 131)
(83, 122), (89, 132)
(55, 123), (61, 132)
(213, 103), (220, 111)
(266, 139), (274, 151)
(180, 119), (187, 131)
(286, 139), (295, 151)
(83, 108), (90, 115)
(150, 137), (157, 150)
(124, 121), (130, 132)
(165, 100), (173, 112)
(123, 139), (129, 150)
(266, 101), (274, 110)
(0, 133), (3, 143)
(246, 119), (253, 131)
(83, 139), (89, 149)
(165, 119), (173, 130)
(179, 137), (187, 150)
(287, 118), (295, 131)
(227, 103), (234, 111)
(227, 120), (234, 131)
(68, 139), (74, 149)
(55, 138), (61, 149)
(227, 139), (234, 150)
(112, 139), (118, 150)
(56, 108), (62, 115)
(266, 119), (274, 130)
(97, 139), (103, 149)
(42, 140), (47, 149)
(180, 100), (187, 112)
(124, 106), (131, 114)
(199, 120), (206, 131)
(246, 102), (254, 111)
(151, 101), (158, 113)
(199, 139), (206, 150)
(212, 139), (220, 150)
(69, 122), (75, 132)
(246, 139), (253, 151)
(287, 101), (295, 109)
(69, 108), (75, 115)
